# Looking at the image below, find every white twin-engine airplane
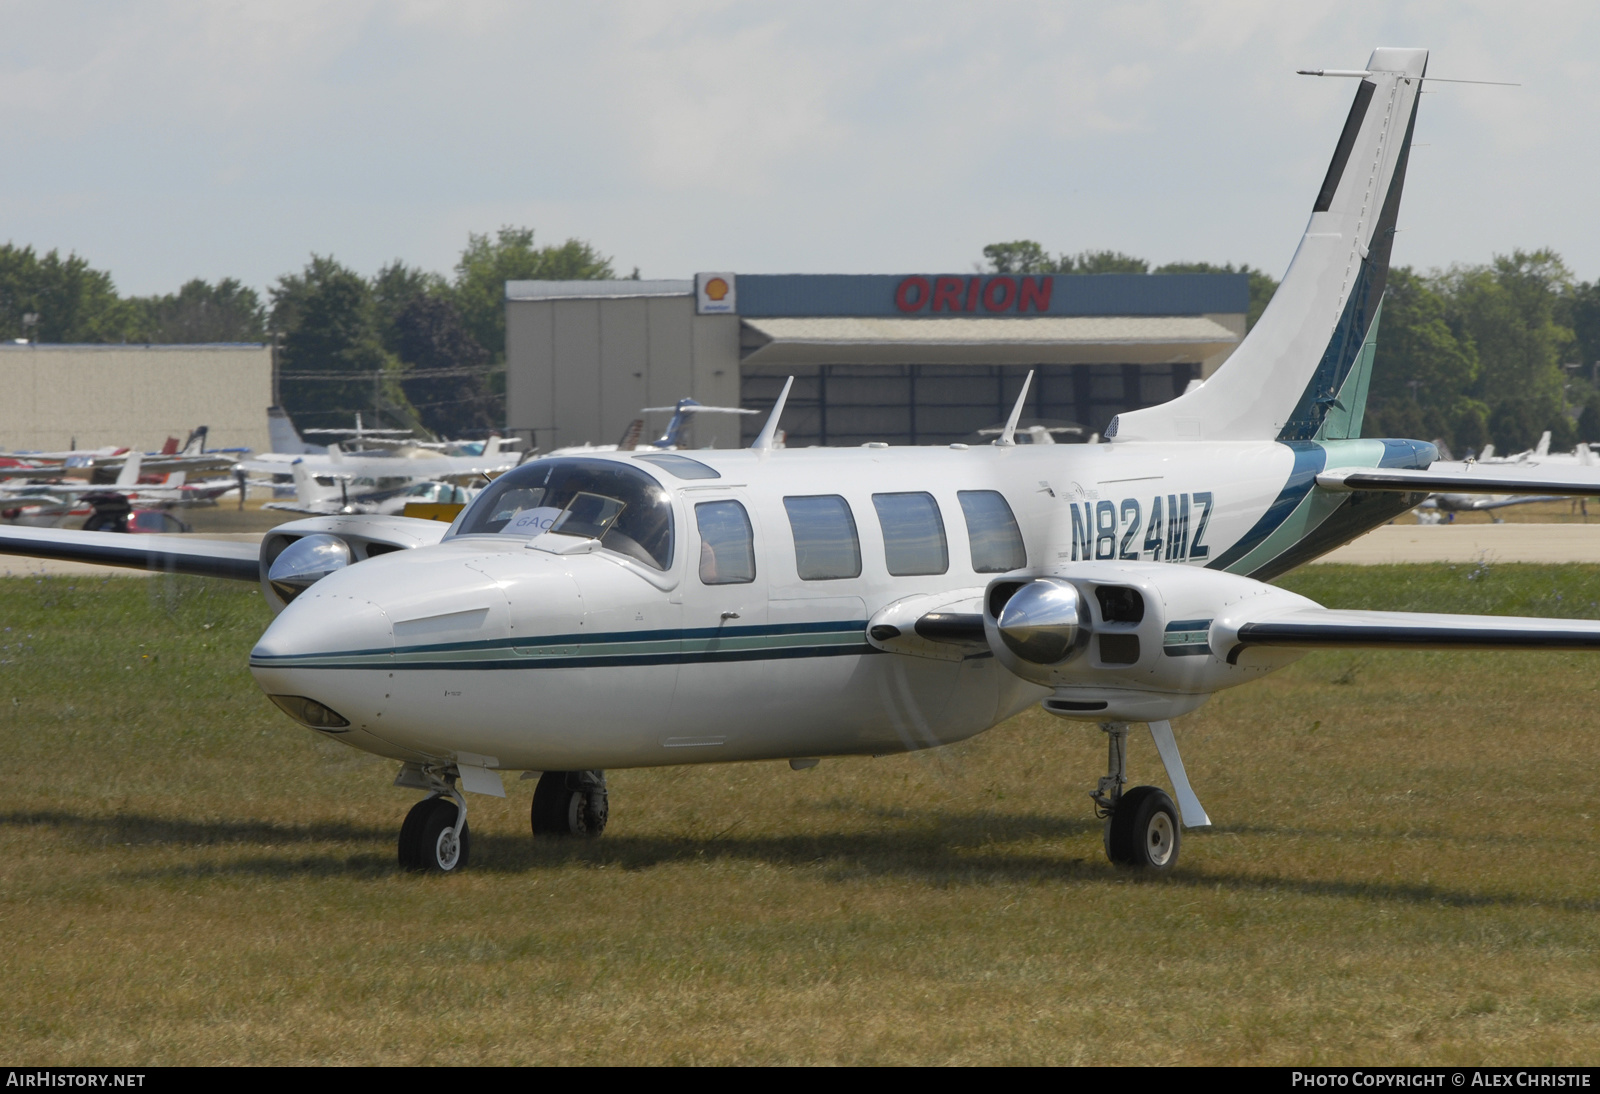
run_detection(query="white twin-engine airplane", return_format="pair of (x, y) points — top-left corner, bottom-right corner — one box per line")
(7, 47), (1600, 875)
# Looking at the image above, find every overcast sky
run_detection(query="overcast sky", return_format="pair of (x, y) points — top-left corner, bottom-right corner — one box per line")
(2, 1), (1595, 297)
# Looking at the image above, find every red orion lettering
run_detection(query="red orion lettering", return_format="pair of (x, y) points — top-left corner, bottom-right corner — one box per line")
(930, 277), (964, 312)
(893, 276), (930, 311)
(894, 275), (1051, 314)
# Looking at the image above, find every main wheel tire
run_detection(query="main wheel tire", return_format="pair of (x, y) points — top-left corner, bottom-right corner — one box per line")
(530, 770), (608, 838)
(398, 797), (471, 873)
(1106, 785), (1180, 870)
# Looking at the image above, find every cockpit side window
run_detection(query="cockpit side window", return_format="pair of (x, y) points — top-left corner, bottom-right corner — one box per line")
(453, 458), (675, 571)
(696, 500), (755, 585)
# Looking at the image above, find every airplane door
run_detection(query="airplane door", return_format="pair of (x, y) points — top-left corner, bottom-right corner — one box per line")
(681, 491), (769, 651)
(664, 491), (769, 751)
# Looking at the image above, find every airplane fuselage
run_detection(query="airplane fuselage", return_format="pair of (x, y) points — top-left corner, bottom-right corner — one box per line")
(248, 437), (1432, 771)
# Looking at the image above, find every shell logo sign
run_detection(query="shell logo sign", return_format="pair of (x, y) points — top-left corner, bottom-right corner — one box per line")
(696, 272), (737, 314)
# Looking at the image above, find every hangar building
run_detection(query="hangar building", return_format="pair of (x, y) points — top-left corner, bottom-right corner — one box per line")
(505, 272), (1248, 451)
(0, 343), (272, 454)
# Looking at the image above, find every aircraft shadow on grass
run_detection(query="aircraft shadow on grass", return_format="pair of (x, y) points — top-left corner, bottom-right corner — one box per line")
(6, 808), (1598, 914)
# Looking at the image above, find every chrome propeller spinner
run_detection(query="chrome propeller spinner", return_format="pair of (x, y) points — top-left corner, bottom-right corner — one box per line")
(994, 578), (1089, 665)
(267, 533), (352, 604)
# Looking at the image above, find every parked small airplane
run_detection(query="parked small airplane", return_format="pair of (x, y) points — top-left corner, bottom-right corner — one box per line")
(263, 464), (479, 518)
(0, 427), (239, 482)
(9, 48), (1600, 879)
(545, 398), (760, 456)
(237, 434), (524, 483)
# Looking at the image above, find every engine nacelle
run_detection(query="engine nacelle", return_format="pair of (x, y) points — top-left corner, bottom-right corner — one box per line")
(983, 561), (1315, 721)
(260, 515), (451, 614)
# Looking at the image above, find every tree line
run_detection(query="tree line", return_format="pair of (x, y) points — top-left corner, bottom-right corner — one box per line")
(984, 240), (1600, 455)
(4, 230), (1596, 451)
(0, 229), (617, 437)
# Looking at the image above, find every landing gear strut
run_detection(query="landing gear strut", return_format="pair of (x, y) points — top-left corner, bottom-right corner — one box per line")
(530, 770), (608, 837)
(1091, 721), (1181, 871)
(398, 771), (471, 873)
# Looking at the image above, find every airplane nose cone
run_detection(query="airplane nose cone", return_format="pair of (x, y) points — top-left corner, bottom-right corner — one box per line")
(251, 587), (394, 666)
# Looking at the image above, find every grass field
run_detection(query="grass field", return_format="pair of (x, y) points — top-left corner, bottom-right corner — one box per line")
(3, 563), (1600, 1065)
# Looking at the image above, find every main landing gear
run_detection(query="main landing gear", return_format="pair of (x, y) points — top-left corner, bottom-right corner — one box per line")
(530, 770), (608, 838)
(394, 766), (608, 872)
(1087, 721), (1211, 871)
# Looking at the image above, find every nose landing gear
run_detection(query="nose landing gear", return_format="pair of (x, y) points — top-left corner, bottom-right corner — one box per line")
(530, 770), (608, 837)
(397, 767), (472, 873)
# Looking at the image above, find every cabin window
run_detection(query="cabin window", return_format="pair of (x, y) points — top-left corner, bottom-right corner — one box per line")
(453, 457), (675, 570)
(871, 492), (948, 576)
(783, 495), (862, 580)
(696, 500), (755, 585)
(957, 490), (1026, 573)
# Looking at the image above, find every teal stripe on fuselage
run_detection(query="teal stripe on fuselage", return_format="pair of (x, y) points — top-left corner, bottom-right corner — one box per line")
(1208, 442), (1326, 572)
(250, 620), (875, 671)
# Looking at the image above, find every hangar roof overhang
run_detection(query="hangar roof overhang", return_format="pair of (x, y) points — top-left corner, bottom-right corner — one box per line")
(737, 316), (1241, 367)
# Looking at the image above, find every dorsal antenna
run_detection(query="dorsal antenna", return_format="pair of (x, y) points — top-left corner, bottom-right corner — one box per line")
(994, 370), (1035, 447)
(751, 376), (794, 451)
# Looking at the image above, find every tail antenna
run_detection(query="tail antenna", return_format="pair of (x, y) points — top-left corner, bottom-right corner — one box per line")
(994, 370), (1035, 447)
(751, 377), (794, 451)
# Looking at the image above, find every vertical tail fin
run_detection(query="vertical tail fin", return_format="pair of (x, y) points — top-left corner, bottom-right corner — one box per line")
(267, 407), (319, 455)
(1109, 48), (1428, 444)
(290, 462), (342, 507)
(114, 451), (142, 488)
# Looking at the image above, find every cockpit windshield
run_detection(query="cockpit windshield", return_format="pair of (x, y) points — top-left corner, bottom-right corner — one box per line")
(452, 458), (675, 571)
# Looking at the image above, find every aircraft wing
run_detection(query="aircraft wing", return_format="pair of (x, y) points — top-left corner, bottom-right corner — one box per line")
(1215, 607), (1600, 664)
(1317, 465), (1600, 498)
(0, 525), (260, 581)
(234, 455), (302, 474)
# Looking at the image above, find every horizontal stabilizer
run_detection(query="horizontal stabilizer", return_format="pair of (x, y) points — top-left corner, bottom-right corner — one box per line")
(0, 526), (260, 582)
(1217, 607), (1600, 664)
(1318, 466), (1600, 497)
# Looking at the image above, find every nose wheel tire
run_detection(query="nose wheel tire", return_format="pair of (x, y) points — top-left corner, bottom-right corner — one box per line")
(531, 770), (608, 837)
(399, 796), (472, 873)
(1105, 785), (1180, 871)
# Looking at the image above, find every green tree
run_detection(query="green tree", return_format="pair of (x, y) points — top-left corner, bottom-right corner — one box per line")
(1443, 250), (1575, 451)
(1070, 250), (1149, 274)
(0, 244), (130, 342)
(981, 240), (1054, 275)
(391, 294), (495, 437)
(452, 227), (613, 368)
(127, 278), (266, 343)
(271, 256), (412, 431)
(1363, 267), (1483, 451)
(1567, 279), (1600, 383)
(980, 241), (1149, 276)
(371, 260), (446, 354)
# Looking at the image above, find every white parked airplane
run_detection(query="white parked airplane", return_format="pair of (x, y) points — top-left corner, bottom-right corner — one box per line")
(544, 397), (760, 457)
(238, 428), (525, 482)
(8, 47), (1600, 877)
